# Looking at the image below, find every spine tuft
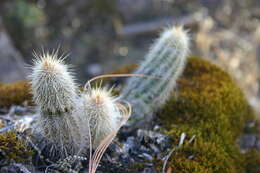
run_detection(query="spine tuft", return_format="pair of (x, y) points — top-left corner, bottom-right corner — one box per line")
(82, 87), (121, 148)
(29, 51), (77, 115)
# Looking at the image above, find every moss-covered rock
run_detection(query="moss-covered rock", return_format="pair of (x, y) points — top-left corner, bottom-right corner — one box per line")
(156, 57), (255, 172)
(161, 135), (238, 172)
(159, 56), (253, 134)
(0, 80), (33, 108)
(244, 149), (260, 173)
(0, 131), (33, 163)
(109, 56), (258, 173)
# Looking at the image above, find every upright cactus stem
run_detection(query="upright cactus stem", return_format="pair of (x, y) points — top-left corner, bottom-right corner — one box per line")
(122, 26), (190, 125)
(30, 52), (77, 115)
(29, 51), (89, 160)
(82, 87), (121, 148)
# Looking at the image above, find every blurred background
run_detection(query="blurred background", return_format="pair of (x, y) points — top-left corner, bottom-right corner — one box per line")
(0, 0), (259, 112)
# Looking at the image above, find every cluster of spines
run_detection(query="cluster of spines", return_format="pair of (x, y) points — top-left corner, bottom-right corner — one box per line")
(29, 51), (77, 115)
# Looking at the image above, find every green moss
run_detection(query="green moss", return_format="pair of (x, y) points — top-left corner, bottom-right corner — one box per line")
(3, 0), (45, 55)
(159, 57), (253, 135)
(90, 0), (117, 15)
(110, 64), (138, 75)
(244, 149), (260, 173)
(162, 128), (244, 173)
(156, 57), (254, 172)
(109, 57), (258, 172)
(0, 131), (33, 163)
(162, 134), (237, 172)
(0, 80), (33, 108)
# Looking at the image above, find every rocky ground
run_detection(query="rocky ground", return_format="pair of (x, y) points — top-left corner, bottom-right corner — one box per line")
(0, 106), (173, 173)
(0, 104), (259, 173)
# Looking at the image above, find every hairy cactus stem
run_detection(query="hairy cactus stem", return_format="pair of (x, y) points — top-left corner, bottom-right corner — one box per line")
(121, 26), (190, 126)
(82, 74), (136, 148)
(29, 51), (89, 160)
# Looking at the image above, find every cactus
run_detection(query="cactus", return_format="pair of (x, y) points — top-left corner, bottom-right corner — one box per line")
(27, 25), (189, 168)
(81, 84), (131, 173)
(30, 51), (77, 114)
(82, 86), (122, 148)
(29, 51), (89, 160)
(121, 26), (190, 124)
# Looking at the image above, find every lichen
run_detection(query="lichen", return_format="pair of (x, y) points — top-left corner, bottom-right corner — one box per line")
(0, 131), (33, 163)
(0, 80), (33, 108)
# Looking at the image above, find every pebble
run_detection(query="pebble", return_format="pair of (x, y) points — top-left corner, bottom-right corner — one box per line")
(240, 134), (256, 149)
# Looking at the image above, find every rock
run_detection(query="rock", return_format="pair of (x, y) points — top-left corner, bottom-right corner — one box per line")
(141, 167), (157, 173)
(0, 163), (37, 173)
(137, 129), (171, 150)
(0, 16), (26, 83)
(240, 134), (256, 150)
(0, 165), (20, 173)
(140, 153), (153, 161)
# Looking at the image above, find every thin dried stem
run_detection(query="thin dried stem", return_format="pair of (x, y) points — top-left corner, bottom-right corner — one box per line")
(84, 73), (161, 91)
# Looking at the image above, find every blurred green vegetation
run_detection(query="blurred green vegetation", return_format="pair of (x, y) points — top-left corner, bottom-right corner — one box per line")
(0, 131), (33, 163)
(3, 0), (45, 56)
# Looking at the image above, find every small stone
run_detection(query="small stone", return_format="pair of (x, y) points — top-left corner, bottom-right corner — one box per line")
(86, 63), (102, 76)
(188, 155), (195, 160)
(0, 166), (19, 173)
(239, 134), (256, 149)
(119, 153), (131, 165)
(12, 106), (29, 115)
(123, 136), (140, 155)
(153, 125), (161, 131)
(141, 153), (153, 161)
(139, 145), (150, 153)
(141, 167), (157, 173)
(149, 144), (160, 154)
